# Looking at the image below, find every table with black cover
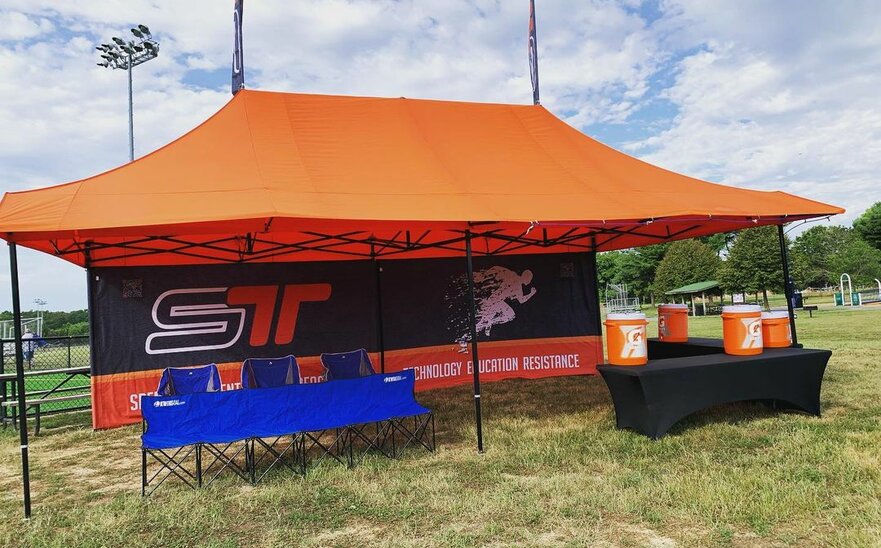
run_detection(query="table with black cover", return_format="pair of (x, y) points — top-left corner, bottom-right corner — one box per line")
(597, 338), (831, 439)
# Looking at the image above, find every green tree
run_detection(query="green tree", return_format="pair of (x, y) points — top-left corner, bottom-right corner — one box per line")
(853, 202), (881, 251)
(790, 225), (881, 287)
(699, 232), (736, 254)
(0, 309), (90, 337)
(718, 226), (784, 309)
(597, 244), (669, 303)
(596, 251), (624, 293)
(636, 243), (670, 302)
(653, 239), (721, 297)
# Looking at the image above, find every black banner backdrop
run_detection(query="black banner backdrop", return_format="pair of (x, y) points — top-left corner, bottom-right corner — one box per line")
(89, 252), (601, 428)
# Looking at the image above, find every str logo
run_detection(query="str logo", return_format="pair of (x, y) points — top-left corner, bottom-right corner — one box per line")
(145, 284), (331, 355)
(619, 324), (646, 358)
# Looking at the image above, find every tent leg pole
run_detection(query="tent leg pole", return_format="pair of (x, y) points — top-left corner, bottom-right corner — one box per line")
(8, 243), (32, 519)
(778, 224), (799, 347)
(465, 230), (484, 453)
(590, 237), (603, 333)
(85, 244), (100, 429)
(1, 333), (6, 426)
(372, 247), (386, 373)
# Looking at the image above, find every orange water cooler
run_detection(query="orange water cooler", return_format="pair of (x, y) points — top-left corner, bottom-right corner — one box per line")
(721, 305), (763, 356)
(604, 312), (649, 366)
(761, 311), (792, 348)
(657, 303), (689, 342)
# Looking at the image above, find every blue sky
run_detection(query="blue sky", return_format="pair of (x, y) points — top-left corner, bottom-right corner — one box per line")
(0, 0), (879, 310)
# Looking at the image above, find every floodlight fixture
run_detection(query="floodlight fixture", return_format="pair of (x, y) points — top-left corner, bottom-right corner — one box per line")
(96, 24), (159, 162)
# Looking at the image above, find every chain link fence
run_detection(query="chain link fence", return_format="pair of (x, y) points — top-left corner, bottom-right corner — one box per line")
(1, 336), (91, 422)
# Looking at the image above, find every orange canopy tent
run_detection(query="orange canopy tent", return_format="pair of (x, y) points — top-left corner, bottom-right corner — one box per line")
(0, 89), (843, 265)
(0, 89), (845, 517)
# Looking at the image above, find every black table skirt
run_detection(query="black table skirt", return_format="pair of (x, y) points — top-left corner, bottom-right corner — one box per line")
(598, 340), (831, 439)
(646, 337), (724, 359)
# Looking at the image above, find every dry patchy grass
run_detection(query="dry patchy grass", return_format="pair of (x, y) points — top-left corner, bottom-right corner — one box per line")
(0, 307), (879, 547)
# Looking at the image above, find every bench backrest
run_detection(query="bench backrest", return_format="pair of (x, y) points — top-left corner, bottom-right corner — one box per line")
(241, 355), (300, 388)
(142, 370), (427, 450)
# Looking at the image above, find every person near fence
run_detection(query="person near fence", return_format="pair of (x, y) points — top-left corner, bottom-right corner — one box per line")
(22, 328), (35, 367)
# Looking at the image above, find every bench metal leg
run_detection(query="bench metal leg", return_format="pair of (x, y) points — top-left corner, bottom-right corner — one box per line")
(34, 404), (40, 436)
(196, 444), (203, 488)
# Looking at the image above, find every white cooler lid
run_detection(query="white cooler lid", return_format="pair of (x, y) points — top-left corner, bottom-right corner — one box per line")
(658, 303), (688, 310)
(762, 311), (790, 319)
(722, 305), (762, 314)
(606, 312), (646, 320)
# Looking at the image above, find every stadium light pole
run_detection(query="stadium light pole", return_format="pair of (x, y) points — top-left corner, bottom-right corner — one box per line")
(34, 298), (46, 336)
(96, 25), (159, 162)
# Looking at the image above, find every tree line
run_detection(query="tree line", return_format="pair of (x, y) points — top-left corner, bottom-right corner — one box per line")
(598, 201), (881, 307)
(0, 309), (89, 337)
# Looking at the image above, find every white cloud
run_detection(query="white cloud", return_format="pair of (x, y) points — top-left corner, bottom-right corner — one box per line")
(0, 11), (54, 41)
(0, 1), (879, 310)
(627, 1), (881, 229)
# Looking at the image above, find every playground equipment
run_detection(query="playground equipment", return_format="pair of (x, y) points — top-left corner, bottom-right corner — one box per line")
(834, 273), (855, 306)
(605, 283), (640, 314)
(833, 275), (881, 306)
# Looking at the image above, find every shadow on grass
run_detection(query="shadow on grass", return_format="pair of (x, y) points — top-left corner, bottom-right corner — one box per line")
(416, 374), (613, 446)
(665, 401), (779, 434)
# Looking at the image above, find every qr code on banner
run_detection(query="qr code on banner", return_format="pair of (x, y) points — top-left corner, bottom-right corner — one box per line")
(559, 262), (575, 278)
(122, 279), (143, 298)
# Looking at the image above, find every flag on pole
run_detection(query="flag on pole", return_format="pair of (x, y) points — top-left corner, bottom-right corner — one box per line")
(528, 0), (540, 105)
(232, 0), (245, 94)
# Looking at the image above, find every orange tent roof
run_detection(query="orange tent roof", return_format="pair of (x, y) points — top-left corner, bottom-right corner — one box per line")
(0, 89), (842, 266)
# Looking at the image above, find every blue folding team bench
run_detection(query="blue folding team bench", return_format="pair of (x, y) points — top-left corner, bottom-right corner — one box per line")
(141, 369), (435, 495)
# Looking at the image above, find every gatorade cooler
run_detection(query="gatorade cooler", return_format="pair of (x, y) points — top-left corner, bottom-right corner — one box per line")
(658, 303), (689, 342)
(761, 311), (792, 348)
(604, 312), (648, 366)
(721, 305), (763, 356)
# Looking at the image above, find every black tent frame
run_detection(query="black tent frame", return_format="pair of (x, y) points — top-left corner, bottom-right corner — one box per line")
(44, 221), (720, 265)
(6, 217), (801, 517)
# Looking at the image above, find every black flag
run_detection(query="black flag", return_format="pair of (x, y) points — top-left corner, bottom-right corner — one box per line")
(528, 0), (540, 105)
(232, 0), (244, 94)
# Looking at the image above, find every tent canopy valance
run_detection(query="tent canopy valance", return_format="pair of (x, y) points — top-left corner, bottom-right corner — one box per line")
(0, 89), (843, 266)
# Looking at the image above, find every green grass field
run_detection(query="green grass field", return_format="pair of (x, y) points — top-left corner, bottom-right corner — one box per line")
(0, 308), (879, 546)
(1, 344), (90, 417)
